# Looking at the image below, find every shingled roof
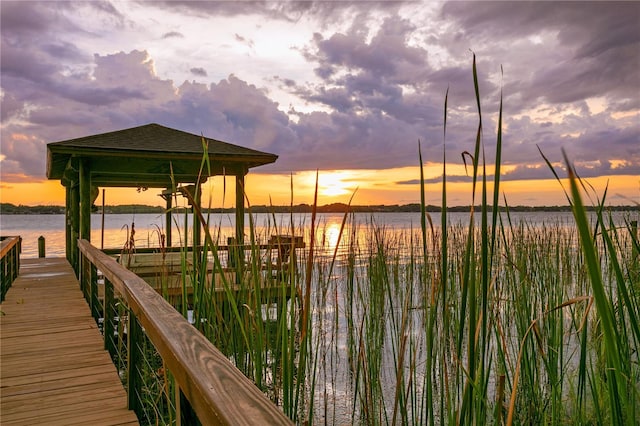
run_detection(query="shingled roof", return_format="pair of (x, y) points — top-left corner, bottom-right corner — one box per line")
(47, 123), (278, 187)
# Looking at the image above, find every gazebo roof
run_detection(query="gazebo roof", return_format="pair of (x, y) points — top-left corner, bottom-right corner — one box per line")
(47, 123), (278, 187)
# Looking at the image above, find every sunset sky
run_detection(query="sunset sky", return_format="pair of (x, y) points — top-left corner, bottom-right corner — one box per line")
(1, 1), (638, 208)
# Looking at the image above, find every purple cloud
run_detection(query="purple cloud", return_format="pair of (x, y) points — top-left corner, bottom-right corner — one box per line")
(0, 0), (637, 192)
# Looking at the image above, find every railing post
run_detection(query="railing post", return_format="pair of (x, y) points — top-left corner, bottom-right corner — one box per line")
(77, 247), (82, 290)
(8, 242), (14, 284)
(128, 313), (143, 417)
(15, 237), (21, 280)
(1, 249), (6, 302)
(80, 251), (88, 301)
(1, 237), (22, 302)
(103, 277), (116, 358)
(90, 263), (100, 321)
(179, 387), (201, 426)
(11, 242), (17, 281)
(10, 245), (15, 284)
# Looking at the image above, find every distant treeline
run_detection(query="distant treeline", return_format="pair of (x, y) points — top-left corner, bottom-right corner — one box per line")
(1, 203), (66, 214)
(101, 204), (165, 214)
(2, 202), (637, 215)
(244, 203), (639, 213)
(0, 203), (164, 215)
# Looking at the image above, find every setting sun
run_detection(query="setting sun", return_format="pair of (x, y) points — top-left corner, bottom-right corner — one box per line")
(318, 172), (353, 197)
(293, 170), (360, 202)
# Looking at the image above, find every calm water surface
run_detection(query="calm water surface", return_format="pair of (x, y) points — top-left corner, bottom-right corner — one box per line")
(2, 209), (637, 424)
(1, 211), (635, 258)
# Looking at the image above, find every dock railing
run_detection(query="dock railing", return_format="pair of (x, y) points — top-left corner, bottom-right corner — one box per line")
(77, 239), (293, 425)
(1, 236), (21, 302)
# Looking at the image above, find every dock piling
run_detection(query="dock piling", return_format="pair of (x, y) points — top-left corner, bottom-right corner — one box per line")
(38, 235), (45, 258)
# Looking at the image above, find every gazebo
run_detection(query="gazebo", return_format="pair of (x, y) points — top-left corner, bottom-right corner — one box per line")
(46, 123), (278, 270)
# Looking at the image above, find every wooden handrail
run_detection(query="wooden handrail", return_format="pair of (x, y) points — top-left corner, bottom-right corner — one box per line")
(1, 236), (21, 302)
(0, 236), (21, 259)
(77, 239), (292, 425)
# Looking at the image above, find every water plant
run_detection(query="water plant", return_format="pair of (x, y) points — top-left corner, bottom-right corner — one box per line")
(117, 56), (639, 425)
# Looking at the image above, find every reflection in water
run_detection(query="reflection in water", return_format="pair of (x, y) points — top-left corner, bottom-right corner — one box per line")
(1, 209), (638, 424)
(320, 222), (342, 254)
(1, 210), (634, 259)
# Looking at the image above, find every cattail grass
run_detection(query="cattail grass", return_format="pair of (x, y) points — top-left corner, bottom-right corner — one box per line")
(123, 56), (639, 425)
(562, 150), (637, 423)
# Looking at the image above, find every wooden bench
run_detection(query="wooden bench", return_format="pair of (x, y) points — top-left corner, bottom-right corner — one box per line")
(114, 235), (304, 306)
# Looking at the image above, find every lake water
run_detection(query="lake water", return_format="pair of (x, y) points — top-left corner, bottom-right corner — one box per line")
(2, 209), (638, 424)
(1, 210), (636, 258)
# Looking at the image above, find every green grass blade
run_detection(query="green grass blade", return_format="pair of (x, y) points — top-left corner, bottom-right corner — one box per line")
(562, 149), (627, 423)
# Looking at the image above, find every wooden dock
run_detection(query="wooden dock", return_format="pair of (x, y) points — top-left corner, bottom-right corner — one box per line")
(0, 258), (139, 426)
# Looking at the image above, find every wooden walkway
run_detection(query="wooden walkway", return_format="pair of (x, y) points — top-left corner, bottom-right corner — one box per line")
(1, 258), (139, 426)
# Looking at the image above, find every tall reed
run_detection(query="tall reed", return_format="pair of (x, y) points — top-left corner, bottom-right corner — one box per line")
(129, 57), (638, 425)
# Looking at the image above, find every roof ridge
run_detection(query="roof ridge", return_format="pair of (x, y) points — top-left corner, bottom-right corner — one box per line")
(47, 123), (276, 157)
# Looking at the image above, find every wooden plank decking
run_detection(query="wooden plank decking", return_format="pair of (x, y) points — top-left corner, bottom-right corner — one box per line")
(0, 258), (139, 426)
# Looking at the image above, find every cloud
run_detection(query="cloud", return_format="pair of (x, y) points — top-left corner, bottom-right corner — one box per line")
(0, 0), (638, 191)
(397, 159), (640, 187)
(142, 1), (402, 25)
(0, 132), (47, 182)
(1, 47), (181, 181)
(398, 175), (474, 185)
(162, 31), (183, 39)
(234, 33), (254, 49)
(1, 0), (123, 40)
(1, 1), (77, 37)
(441, 1), (640, 110)
(0, 91), (22, 121)
(190, 67), (208, 77)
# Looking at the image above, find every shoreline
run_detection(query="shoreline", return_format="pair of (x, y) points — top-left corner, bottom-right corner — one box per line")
(2, 202), (638, 215)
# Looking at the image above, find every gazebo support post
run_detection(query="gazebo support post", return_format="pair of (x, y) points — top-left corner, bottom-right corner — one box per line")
(70, 182), (80, 274)
(193, 183), (201, 251)
(78, 158), (91, 279)
(234, 173), (245, 284)
(191, 183), (202, 271)
(65, 185), (71, 263)
(79, 158), (91, 243)
(235, 173), (245, 245)
(165, 191), (172, 247)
